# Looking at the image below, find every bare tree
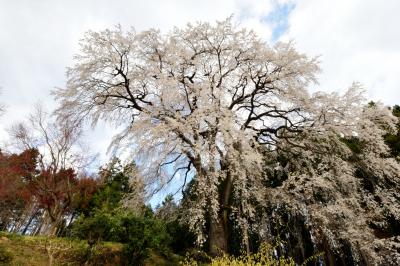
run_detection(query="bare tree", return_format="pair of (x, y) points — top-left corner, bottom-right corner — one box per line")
(54, 18), (399, 255)
(9, 104), (94, 236)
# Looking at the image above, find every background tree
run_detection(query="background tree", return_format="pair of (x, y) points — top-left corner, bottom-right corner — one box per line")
(78, 158), (144, 217)
(155, 194), (196, 256)
(8, 104), (96, 236)
(155, 194), (178, 222)
(0, 148), (38, 232)
(54, 17), (399, 260)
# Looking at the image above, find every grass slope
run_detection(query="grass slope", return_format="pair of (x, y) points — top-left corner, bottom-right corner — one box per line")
(0, 232), (123, 265)
(0, 232), (182, 266)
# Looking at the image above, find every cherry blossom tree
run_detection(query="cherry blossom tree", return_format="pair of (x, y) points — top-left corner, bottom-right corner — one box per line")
(260, 101), (400, 264)
(54, 18), (399, 256)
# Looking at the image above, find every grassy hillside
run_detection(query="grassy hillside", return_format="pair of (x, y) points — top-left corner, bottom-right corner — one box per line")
(0, 232), (184, 266)
(0, 232), (124, 265)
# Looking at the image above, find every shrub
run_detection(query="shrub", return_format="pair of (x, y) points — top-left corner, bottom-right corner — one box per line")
(116, 214), (171, 265)
(181, 243), (323, 266)
(70, 211), (118, 244)
(71, 209), (172, 265)
(166, 220), (196, 255)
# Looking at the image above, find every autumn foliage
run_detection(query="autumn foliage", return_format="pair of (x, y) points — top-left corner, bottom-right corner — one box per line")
(0, 148), (98, 236)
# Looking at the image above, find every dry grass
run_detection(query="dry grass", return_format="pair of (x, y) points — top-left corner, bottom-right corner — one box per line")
(0, 232), (123, 266)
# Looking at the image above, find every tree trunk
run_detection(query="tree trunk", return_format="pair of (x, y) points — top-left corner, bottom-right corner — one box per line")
(209, 172), (232, 256)
(209, 214), (229, 256)
(22, 211), (37, 235)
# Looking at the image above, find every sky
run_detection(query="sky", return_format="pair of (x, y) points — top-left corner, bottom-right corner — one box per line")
(0, 0), (399, 183)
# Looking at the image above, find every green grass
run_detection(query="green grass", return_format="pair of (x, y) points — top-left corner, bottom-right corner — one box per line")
(0, 232), (184, 265)
(0, 231), (123, 265)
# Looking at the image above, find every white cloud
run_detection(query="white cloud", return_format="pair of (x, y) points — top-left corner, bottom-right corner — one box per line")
(282, 0), (400, 105)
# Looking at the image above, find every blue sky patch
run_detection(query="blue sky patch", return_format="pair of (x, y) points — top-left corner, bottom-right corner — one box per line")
(264, 1), (295, 41)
